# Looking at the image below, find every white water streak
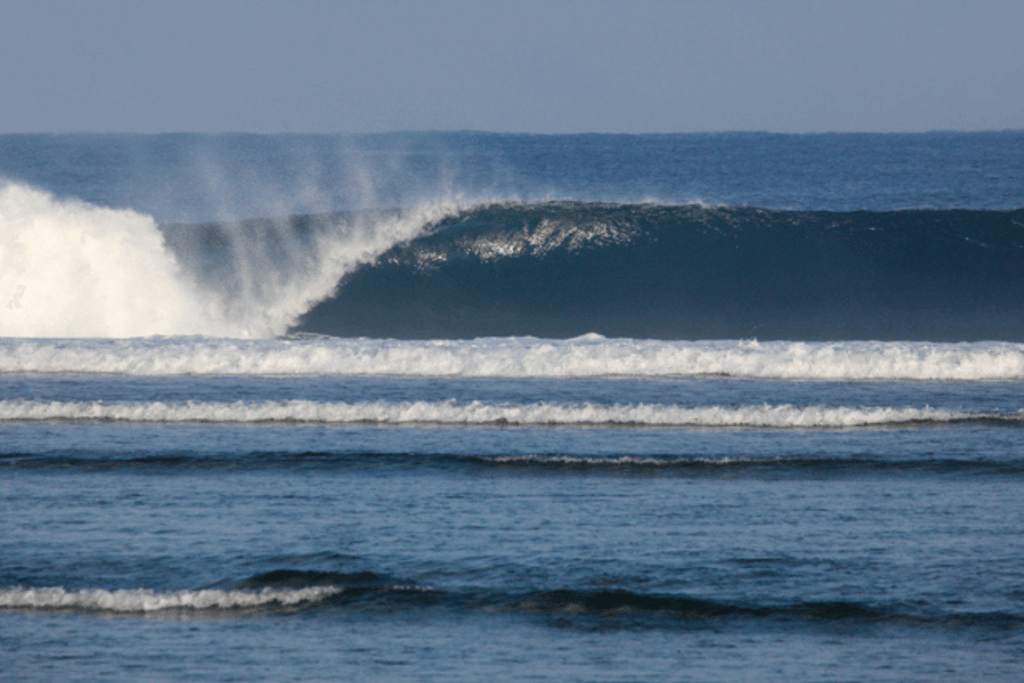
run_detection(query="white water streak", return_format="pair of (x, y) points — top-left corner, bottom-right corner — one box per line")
(0, 398), (998, 428)
(2, 336), (1024, 380)
(0, 586), (341, 612)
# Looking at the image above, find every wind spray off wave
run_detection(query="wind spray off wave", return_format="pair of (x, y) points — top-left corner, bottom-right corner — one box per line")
(0, 183), (465, 338)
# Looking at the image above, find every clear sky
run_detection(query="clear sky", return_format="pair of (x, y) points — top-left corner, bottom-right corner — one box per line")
(2, 0), (1022, 134)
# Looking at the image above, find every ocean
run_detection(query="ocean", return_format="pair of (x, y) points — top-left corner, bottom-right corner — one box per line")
(2, 132), (1024, 681)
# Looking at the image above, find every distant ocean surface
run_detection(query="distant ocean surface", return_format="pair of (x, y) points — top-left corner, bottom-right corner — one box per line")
(2, 132), (1024, 681)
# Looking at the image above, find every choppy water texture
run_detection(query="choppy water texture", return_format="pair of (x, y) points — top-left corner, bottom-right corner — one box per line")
(2, 132), (1024, 681)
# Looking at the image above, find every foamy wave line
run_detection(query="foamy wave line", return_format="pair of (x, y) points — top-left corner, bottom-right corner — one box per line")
(0, 399), (998, 428)
(3, 337), (1024, 380)
(0, 585), (341, 612)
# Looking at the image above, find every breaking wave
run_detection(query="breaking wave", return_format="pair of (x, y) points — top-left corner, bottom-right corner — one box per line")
(5, 190), (1024, 342)
(4, 579), (1020, 630)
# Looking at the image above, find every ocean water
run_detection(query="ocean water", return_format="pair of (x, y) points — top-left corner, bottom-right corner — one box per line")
(2, 132), (1024, 681)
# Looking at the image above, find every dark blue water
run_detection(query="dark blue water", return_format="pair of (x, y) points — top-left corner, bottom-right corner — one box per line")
(2, 133), (1024, 681)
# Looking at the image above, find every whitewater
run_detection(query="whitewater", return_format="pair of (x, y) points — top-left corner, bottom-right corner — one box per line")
(0, 397), (999, 428)
(3, 336), (1024, 381)
(0, 585), (344, 613)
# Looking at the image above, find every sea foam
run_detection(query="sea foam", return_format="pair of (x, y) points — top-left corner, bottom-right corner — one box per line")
(0, 586), (341, 612)
(2, 336), (1024, 381)
(0, 398), (1002, 428)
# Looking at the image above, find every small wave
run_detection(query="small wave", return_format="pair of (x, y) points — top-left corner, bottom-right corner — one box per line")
(5, 583), (1019, 629)
(0, 399), (1001, 428)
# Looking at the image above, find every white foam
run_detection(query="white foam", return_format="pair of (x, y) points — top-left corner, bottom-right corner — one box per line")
(0, 398), (996, 428)
(2, 336), (1024, 381)
(0, 184), (231, 337)
(0, 585), (341, 612)
(0, 182), (465, 338)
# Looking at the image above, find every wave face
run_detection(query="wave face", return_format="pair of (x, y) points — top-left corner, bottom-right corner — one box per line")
(295, 202), (1024, 341)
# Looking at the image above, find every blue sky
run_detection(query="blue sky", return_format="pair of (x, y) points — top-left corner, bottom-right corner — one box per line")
(3, 0), (1022, 133)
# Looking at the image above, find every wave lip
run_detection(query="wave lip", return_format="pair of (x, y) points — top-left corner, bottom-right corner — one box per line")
(5, 337), (1024, 380)
(0, 399), (996, 429)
